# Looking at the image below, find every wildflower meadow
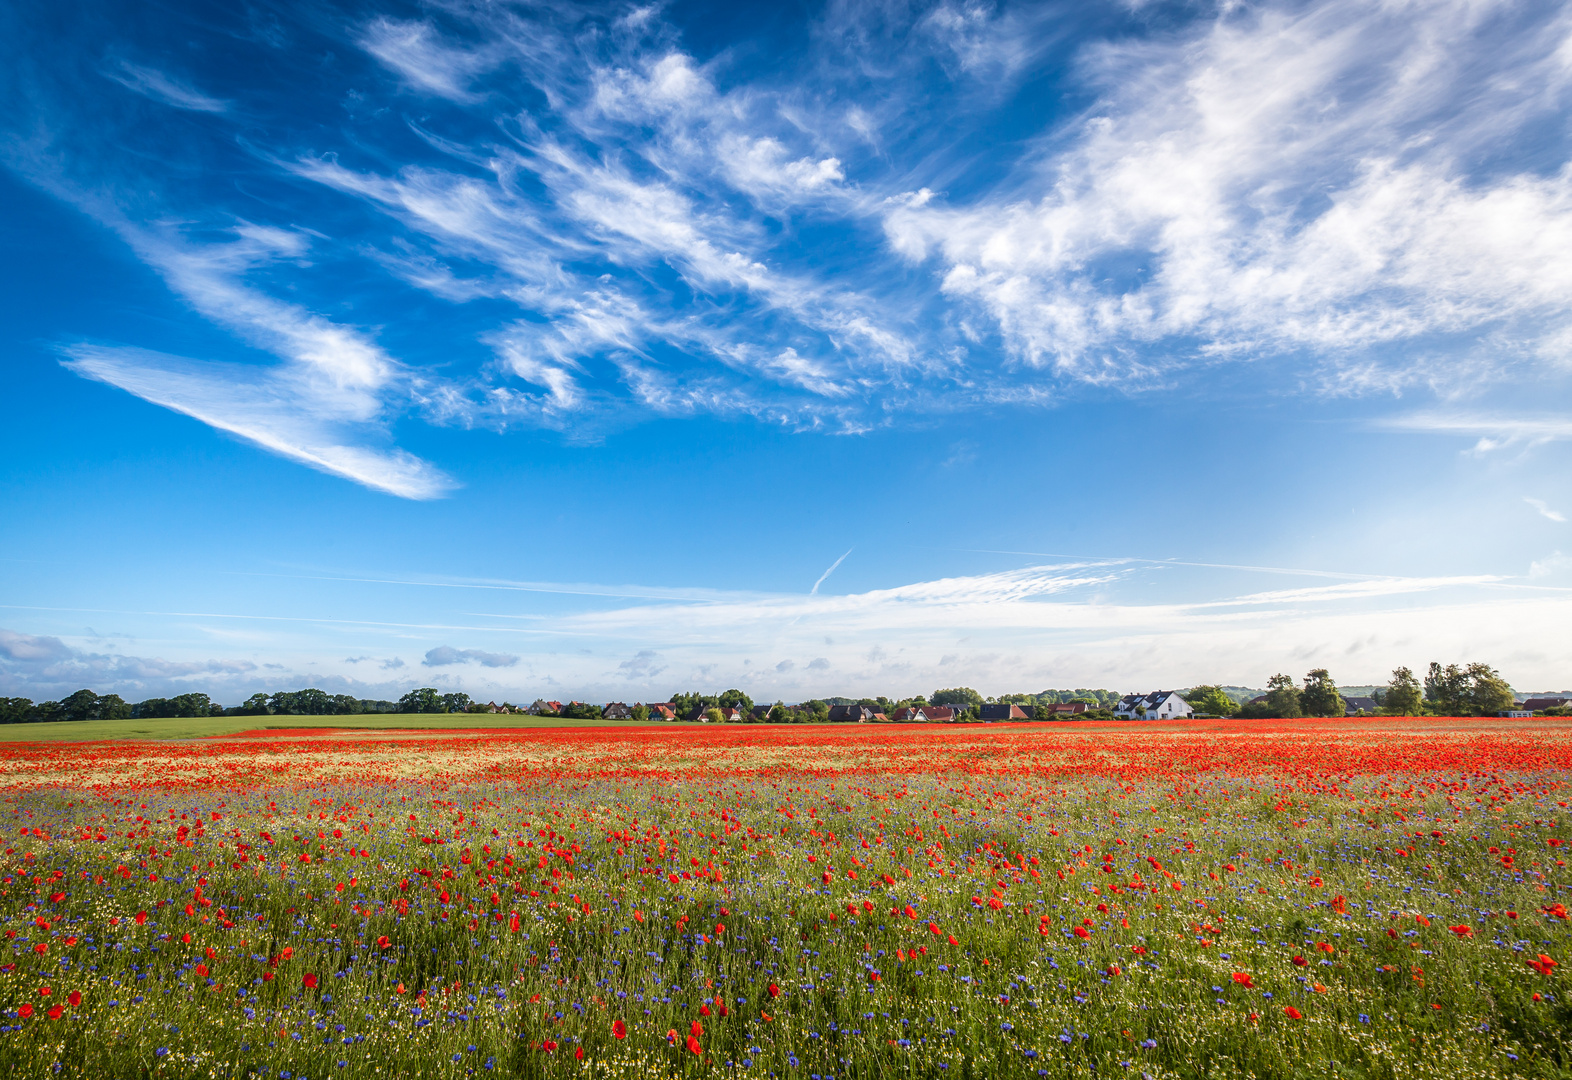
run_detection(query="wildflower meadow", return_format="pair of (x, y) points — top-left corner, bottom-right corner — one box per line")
(0, 718), (1567, 1079)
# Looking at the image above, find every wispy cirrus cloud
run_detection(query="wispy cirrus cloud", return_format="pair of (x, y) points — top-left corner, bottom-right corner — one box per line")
(7, 0), (1572, 497)
(883, 0), (1572, 388)
(1527, 498), (1568, 523)
(7, 555), (1572, 701)
(104, 60), (228, 113)
(63, 346), (451, 498)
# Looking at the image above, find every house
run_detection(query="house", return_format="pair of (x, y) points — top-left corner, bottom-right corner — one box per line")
(527, 699), (564, 716)
(483, 701), (516, 714)
(1342, 696), (1380, 715)
(1521, 696), (1572, 712)
(602, 702), (634, 720)
(684, 705), (744, 723)
(978, 703), (1029, 721)
(1498, 710), (1533, 718)
(1043, 702), (1090, 716)
(891, 705), (961, 723)
(646, 704), (677, 721)
(827, 705), (885, 723)
(1113, 692), (1194, 721)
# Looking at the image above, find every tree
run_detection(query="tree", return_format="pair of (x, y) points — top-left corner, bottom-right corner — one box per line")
(704, 707), (726, 723)
(1422, 661), (1514, 715)
(670, 691), (718, 716)
(717, 689), (753, 712)
(631, 704), (650, 722)
(441, 692), (472, 714)
(1383, 667), (1423, 716)
(1264, 674), (1303, 718)
(398, 687), (444, 713)
(1301, 669), (1344, 717)
(0, 698), (33, 724)
(931, 687), (983, 709)
(235, 693), (271, 716)
(271, 688), (331, 716)
(59, 689), (101, 722)
(1464, 662), (1514, 715)
(1424, 663), (1468, 715)
(1182, 685), (1239, 717)
(560, 701), (602, 720)
(30, 700), (65, 723)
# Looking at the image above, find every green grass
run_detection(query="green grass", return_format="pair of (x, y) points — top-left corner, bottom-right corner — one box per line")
(0, 770), (1567, 1079)
(0, 713), (632, 742)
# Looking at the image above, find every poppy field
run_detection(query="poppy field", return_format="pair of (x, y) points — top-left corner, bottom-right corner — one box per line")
(0, 718), (1567, 1079)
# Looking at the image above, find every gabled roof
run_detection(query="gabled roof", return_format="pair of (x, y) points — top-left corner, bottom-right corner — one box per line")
(978, 703), (1027, 720)
(1118, 691), (1184, 710)
(827, 704), (878, 722)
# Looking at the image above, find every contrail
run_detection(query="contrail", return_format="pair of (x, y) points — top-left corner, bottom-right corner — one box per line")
(810, 549), (853, 595)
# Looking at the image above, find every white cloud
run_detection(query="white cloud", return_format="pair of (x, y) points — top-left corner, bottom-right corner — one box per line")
(1378, 412), (1572, 452)
(1530, 551), (1572, 578)
(3, 163), (457, 498)
(359, 19), (498, 102)
(1527, 497), (1568, 523)
(888, 0), (1572, 384)
(15, 0), (1572, 500)
(525, 562), (1572, 695)
(105, 61), (228, 113)
(0, 627), (257, 696)
(423, 645), (519, 668)
(64, 345), (453, 500)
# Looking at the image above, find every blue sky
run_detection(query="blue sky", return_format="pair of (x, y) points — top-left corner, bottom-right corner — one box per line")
(3, 0), (1571, 705)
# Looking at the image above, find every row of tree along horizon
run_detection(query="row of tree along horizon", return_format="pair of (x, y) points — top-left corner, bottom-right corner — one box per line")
(0, 660), (1553, 724)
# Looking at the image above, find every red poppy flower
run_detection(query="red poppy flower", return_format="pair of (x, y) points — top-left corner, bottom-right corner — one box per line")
(67, 992), (81, 1007)
(1449, 925), (1473, 938)
(47, 1005), (62, 1020)
(1284, 1006), (1302, 1019)
(16, 1004), (31, 1019)
(1232, 973), (1254, 989)
(303, 973), (318, 988)
(767, 983), (780, 998)
(611, 1019), (627, 1040)
(687, 1034), (702, 1055)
